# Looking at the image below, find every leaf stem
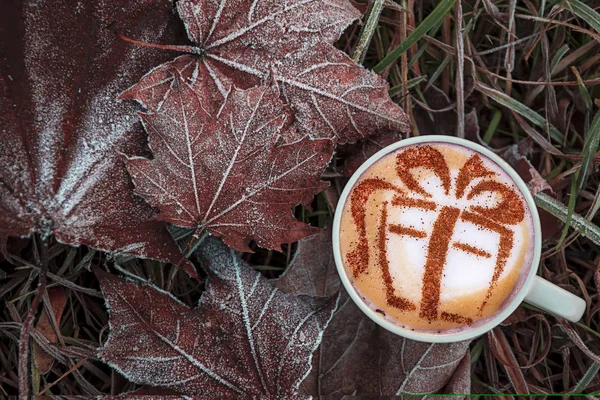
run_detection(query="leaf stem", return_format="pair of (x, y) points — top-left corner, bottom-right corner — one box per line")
(117, 32), (201, 55)
(187, 229), (209, 258)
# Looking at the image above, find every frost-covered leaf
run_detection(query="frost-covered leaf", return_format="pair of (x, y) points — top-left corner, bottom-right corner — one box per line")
(341, 86), (459, 177)
(498, 141), (553, 196)
(443, 354), (471, 395)
(275, 231), (471, 396)
(120, 0), (410, 145)
(0, 0), (188, 267)
(98, 237), (339, 397)
(125, 84), (332, 251)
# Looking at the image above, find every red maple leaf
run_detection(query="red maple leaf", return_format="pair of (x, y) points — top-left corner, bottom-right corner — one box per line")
(119, 0), (410, 144)
(0, 0), (191, 271)
(98, 237), (339, 397)
(275, 231), (471, 396)
(125, 83), (332, 251)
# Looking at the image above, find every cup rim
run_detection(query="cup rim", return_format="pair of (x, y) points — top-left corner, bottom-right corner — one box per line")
(332, 135), (542, 343)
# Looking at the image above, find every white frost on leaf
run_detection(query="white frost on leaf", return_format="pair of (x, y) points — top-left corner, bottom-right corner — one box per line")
(122, 0), (410, 145)
(125, 82), (333, 252)
(275, 231), (472, 396)
(0, 0), (189, 268)
(98, 237), (339, 398)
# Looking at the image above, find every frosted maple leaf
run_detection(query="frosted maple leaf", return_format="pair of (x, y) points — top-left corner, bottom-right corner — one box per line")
(119, 0), (410, 145)
(98, 237), (339, 397)
(348, 145), (526, 324)
(0, 0), (193, 273)
(276, 231), (472, 396)
(125, 82), (332, 252)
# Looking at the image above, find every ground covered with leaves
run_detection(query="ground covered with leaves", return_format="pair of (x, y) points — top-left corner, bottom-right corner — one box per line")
(1, 0), (600, 397)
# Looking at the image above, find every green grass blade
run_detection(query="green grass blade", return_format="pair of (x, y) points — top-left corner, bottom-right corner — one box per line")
(571, 67), (593, 111)
(373, 0), (455, 73)
(550, 44), (570, 74)
(534, 192), (600, 246)
(576, 110), (600, 193)
(545, 158), (566, 181)
(554, 0), (600, 34)
(483, 108), (502, 143)
(557, 178), (580, 246)
(575, 321), (600, 340)
(470, 337), (485, 366)
(389, 75), (428, 97)
(424, 54), (452, 92)
(474, 82), (565, 142)
(473, 379), (504, 395)
(557, 110), (600, 245)
(408, 42), (429, 69)
(571, 362), (600, 394)
(352, 0), (385, 64)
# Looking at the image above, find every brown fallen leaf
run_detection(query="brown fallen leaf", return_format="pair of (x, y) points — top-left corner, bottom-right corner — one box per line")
(444, 354), (472, 394)
(34, 287), (67, 374)
(120, 0), (410, 145)
(275, 231), (471, 397)
(98, 237), (339, 397)
(125, 84), (332, 252)
(112, 387), (182, 398)
(0, 0), (189, 269)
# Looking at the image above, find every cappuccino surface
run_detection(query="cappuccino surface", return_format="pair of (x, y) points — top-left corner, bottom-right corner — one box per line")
(339, 142), (535, 333)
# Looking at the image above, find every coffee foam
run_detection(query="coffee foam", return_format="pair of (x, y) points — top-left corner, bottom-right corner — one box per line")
(340, 142), (535, 333)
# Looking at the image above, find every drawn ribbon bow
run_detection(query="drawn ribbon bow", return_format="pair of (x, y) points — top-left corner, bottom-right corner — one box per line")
(348, 145), (525, 323)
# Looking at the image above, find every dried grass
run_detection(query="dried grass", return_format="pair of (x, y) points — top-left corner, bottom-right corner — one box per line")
(2, 0), (600, 396)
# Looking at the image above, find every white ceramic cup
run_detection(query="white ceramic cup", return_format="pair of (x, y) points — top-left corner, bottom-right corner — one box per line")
(332, 135), (586, 343)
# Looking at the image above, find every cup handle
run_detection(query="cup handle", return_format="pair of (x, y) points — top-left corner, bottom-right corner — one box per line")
(524, 276), (586, 321)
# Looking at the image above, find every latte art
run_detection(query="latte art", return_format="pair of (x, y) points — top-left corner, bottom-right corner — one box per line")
(339, 143), (535, 333)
